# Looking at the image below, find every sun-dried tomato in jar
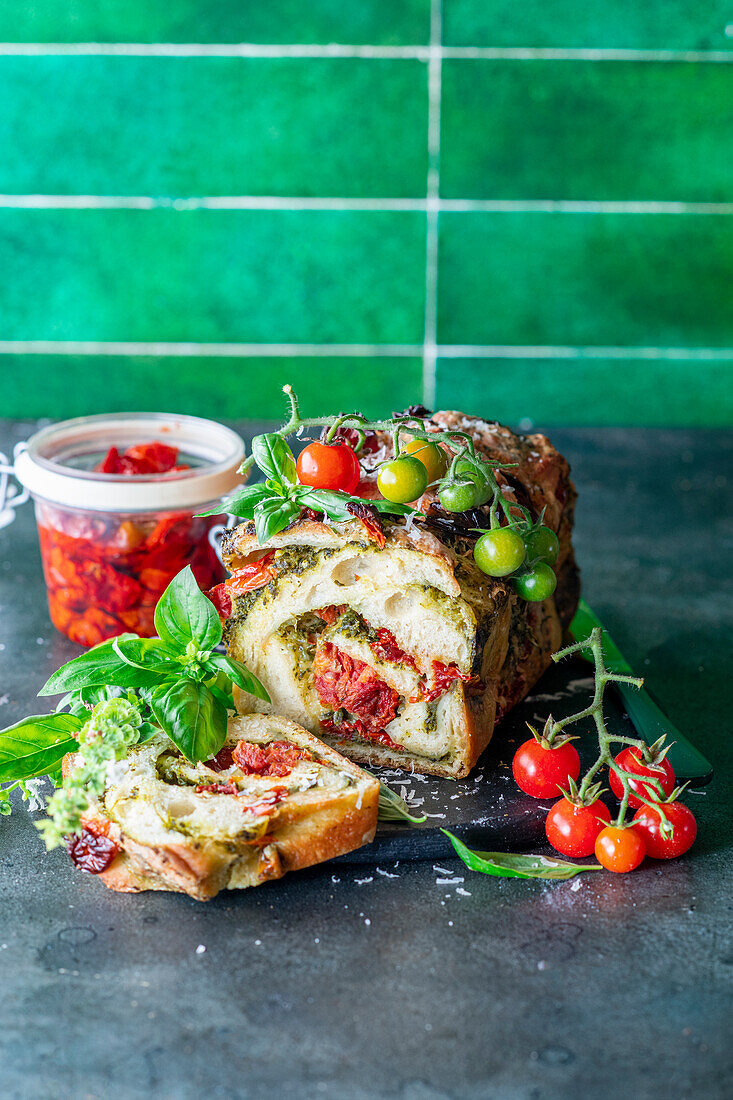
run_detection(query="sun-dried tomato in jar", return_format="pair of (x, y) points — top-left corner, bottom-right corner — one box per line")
(14, 414), (246, 648)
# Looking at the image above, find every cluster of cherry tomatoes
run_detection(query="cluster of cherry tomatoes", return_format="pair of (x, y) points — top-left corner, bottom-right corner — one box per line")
(295, 435), (559, 602)
(512, 733), (697, 873)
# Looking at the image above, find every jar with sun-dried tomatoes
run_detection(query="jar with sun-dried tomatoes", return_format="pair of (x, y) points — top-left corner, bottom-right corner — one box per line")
(12, 413), (245, 647)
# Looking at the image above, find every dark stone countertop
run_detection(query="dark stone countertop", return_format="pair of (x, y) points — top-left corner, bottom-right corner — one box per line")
(1, 422), (731, 1100)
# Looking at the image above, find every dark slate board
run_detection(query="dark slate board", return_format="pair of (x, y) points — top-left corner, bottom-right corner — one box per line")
(335, 657), (704, 864)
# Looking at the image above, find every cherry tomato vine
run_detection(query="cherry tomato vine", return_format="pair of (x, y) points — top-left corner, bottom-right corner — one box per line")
(511, 626), (698, 872)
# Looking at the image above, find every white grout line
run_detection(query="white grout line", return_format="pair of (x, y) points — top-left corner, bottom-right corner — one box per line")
(440, 46), (733, 62)
(0, 195), (730, 215)
(0, 342), (730, 361)
(438, 199), (733, 215)
(0, 194), (427, 212)
(421, 0), (442, 409)
(436, 346), (733, 361)
(0, 43), (730, 62)
(0, 341), (425, 357)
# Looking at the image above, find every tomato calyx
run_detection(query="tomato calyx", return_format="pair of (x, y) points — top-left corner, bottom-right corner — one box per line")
(635, 734), (673, 769)
(555, 774), (606, 811)
(527, 716), (577, 753)
(319, 423), (380, 456)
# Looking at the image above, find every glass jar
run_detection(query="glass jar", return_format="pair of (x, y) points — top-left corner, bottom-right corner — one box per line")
(13, 413), (245, 647)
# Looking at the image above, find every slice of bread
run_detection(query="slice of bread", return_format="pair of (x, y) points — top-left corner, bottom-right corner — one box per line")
(63, 714), (379, 900)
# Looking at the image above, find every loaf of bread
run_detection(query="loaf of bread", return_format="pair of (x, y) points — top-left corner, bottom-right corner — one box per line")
(221, 412), (579, 779)
(63, 713), (379, 900)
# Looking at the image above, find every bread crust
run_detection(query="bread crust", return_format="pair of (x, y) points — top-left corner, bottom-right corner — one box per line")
(63, 715), (379, 900)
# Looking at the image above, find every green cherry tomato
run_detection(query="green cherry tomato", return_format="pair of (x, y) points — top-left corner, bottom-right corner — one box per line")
(474, 528), (527, 577)
(402, 438), (449, 483)
(454, 456), (493, 506)
(513, 562), (557, 602)
(377, 455), (429, 504)
(438, 478), (479, 513)
(524, 526), (560, 565)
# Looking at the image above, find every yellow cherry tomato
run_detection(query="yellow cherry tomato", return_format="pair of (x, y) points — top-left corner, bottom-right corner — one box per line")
(402, 438), (449, 484)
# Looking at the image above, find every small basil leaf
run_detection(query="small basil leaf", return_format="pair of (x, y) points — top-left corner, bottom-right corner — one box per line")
(298, 488), (417, 522)
(251, 433), (297, 485)
(205, 652), (270, 702)
(443, 830), (601, 880)
(0, 713), (82, 783)
(369, 499), (420, 517)
(254, 497), (299, 545)
(112, 636), (181, 675)
(198, 483), (270, 519)
(297, 488), (352, 522)
(154, 565), (222, 651)
(136, 720), (159, 744)
(38, 636), (160, 696)
(149, 680), (227, 764)
(209, 684), (235, 711)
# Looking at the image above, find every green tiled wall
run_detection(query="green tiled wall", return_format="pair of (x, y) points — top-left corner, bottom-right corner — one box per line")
(437, 213), (733, 346)
(436, 358), (733, 427)
(0, 209), (426, 342)
(442, 1), (731, 50)
(0, 1), (431, 45)
(0, 355), (423, 420)
(441, 62), (731, 201)
(0, 58), (428, 196)
(0, 2), (731, 428)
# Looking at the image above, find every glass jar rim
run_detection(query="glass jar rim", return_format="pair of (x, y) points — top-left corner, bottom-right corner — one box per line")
(15, 411), (246, 512)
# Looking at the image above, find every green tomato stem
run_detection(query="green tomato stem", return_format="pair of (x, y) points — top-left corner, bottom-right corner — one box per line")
(551, 628), (651, 825)
(239, 384), (481, 481)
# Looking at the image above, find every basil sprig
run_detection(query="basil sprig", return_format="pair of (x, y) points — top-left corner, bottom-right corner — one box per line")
(200, 432), (417, 543)
(443, 830), (602, 880)
(38, 566), (268, 764)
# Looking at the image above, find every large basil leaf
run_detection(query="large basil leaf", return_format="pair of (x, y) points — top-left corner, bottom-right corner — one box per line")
(113, 636), (181, 675)
(205, 652), (270, 702)
(38, 636), (161, 696)
(154, 565), (222, 651)
(251, 433), (297, 486)
(0, 713), (82, 782)
(253, 496), (300, 545)
(443, 830), (601, 880)
(198, 483), (270, 519)
(149, 680), (227, 764)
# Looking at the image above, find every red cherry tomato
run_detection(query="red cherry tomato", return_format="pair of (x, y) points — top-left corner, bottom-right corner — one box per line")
(512, 738), (580, 799)
(632, 801), (697, 859)
(594, 825), (646, 873)
(545, 796), (611, 857)
(609, 747), (675, 808)
(296, 441), (361, 493)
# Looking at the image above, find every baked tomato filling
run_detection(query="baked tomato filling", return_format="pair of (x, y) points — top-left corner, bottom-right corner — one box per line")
(312, 641), (402, 747)
(66, 819), (120, 875)
(418, 661), (480, 703)
(207, 551), (278, 620)
(232, 738), (312, 778)
(370, 627), (420, 673)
